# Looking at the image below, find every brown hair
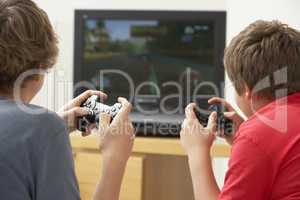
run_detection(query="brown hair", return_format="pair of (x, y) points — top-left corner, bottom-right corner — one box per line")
(224, 20), (300, 99)
(0, 0), (58, 92)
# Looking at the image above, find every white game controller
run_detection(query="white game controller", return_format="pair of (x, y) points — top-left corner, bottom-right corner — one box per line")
(77, 95), (122, 132)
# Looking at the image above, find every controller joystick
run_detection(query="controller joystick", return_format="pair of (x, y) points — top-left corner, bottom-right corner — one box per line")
(77, 95), (122, 132)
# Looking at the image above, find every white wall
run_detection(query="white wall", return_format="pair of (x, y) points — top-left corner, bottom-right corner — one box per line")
(227, 0), (300, 41)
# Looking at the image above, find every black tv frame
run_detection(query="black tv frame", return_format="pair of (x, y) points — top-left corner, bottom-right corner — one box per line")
(73, 9), (227, 98)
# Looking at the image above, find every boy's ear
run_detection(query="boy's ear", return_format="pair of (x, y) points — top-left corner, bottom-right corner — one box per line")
(244, 85), (252, 100)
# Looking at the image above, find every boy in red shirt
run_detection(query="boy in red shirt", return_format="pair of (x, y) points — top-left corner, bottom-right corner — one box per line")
(180, 20), (300, 199)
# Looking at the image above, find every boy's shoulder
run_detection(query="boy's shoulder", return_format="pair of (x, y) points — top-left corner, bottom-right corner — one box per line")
(234, 93), (300, 156)
(239, 93), (300, 134)
(0, 99), (69, 164)
(0, 99), (67, 141)
(26, 103), (66, 133)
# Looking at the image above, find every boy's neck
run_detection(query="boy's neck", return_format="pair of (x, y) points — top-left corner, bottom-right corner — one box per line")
(0, 90), (30, 103)
(0, 91), (13, 100)
(246, 97), (276, 117)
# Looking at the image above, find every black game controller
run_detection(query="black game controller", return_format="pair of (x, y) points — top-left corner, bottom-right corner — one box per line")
(77, 95), (122, 132)
(194, 104), (234, 136)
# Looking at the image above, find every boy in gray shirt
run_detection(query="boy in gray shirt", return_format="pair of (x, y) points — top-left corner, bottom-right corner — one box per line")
(0, 98), (80, 200)
(0, 0), (135, 199)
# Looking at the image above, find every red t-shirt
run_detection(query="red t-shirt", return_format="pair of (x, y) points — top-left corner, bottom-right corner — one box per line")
(219, 93), (300, 199)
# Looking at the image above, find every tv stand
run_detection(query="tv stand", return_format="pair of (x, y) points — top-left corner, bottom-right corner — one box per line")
(130, 112), (184, 137)
(71, 133), (231, 200)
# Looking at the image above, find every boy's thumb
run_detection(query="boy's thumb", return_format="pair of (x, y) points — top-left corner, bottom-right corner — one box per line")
(223, 111), (235, 120)
(207, 111), (217, 133)
(99, 113), (111, 132)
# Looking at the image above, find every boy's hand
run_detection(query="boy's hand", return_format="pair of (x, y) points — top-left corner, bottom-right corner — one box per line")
(57, 90), (107, 135)
(92, 98), (134, 200)
(98, 97), (135, 163)
(208, 97), (244, 145)
(180, 103), (217, 156)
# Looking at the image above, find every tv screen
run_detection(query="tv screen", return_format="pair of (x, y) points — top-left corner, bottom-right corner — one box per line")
(74, 10), (226, 115)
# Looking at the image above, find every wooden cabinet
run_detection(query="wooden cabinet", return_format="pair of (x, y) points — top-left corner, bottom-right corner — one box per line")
(74, 152), (144, 200)
(71, 135), (231, 200)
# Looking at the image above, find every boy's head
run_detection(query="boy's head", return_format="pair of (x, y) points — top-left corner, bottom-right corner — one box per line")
(0, 0), (58, 100)
(224, 20), (300, 116)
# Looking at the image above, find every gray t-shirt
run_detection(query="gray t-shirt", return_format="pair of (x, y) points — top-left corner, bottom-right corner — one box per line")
(0, 97), (80, 200)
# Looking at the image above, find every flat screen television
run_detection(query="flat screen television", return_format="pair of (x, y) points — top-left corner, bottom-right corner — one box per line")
(74, 10), (226, 136)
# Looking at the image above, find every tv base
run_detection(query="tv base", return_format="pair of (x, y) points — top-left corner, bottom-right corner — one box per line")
(130, 112), (184, 137)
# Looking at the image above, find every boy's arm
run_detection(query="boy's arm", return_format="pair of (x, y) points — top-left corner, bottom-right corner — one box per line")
(188, 150), (220, 200)
(93, 98), (134, 200)
(58, 92), (134, 200)
(36, 127), (81, 200)
(180, 103), (220, 200)
(181, 103), (272, 200)
(93, 157), (128, 200)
